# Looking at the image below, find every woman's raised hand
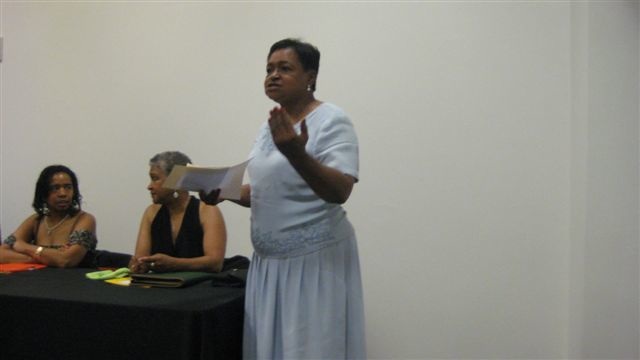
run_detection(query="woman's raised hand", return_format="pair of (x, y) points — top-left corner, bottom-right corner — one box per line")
(268, 107), (308, 159)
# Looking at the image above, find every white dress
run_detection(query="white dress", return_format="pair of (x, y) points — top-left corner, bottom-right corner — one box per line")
(243, 103), (366, 360)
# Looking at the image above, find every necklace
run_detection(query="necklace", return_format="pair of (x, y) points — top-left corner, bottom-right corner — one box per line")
(45, 214), (69, 235)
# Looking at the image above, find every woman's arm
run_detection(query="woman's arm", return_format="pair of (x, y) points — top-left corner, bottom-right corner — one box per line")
(269, 108), (355, 204)
(199, 204), (227, 271)
(1, 216), (38, 263)
(11, 213), (96, 268)
(0, 243), (35, 263)
(285, 148), (355, 204)
(129, 205), (155, 273)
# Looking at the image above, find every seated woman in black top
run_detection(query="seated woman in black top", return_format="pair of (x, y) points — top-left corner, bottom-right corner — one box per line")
(0, 165), (97, 267)
(129, 151), (226, 273)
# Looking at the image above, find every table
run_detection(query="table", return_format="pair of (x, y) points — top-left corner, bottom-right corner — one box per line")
(0, 267), (245, 360)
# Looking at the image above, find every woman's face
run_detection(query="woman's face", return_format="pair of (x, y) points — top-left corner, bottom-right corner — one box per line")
(264, 48), (315, 104)
(47, 172), (74, 212)
(147, 165), (171, 204)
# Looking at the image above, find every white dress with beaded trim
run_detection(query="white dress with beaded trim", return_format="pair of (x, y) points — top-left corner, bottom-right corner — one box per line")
(243, 103), (366, 360)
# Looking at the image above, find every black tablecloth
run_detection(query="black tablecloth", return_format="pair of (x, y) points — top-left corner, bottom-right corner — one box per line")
(0, 267), (244, 360)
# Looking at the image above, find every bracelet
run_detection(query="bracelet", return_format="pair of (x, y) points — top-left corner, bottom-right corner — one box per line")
(34, 246), (44, 258)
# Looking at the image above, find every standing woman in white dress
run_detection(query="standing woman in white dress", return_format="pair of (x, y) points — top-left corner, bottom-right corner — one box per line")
(202, 38), (366, 359)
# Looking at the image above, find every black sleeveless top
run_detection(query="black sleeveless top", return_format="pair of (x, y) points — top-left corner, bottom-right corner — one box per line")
(150, 196), (204, 258)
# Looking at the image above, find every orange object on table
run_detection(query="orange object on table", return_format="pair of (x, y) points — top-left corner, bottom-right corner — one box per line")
(0, 263), (47, 273)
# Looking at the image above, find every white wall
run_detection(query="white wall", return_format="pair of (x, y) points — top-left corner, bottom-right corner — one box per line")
(569, 2), (639, 359)
(1, 2), (637, 359)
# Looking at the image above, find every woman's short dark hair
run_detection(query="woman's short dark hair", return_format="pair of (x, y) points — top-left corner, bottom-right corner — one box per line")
(149, 151), (192, 177)
(269, 38), (320, 91)
(32, 165), (82, 217)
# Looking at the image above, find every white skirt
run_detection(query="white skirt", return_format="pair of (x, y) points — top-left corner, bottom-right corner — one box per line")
(243, 234), (366, 360)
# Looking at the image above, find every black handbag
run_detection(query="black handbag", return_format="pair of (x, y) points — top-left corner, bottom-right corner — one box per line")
(211, 255), (250, 288)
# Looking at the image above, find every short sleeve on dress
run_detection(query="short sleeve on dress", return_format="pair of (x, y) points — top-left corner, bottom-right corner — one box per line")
(313, 113), (359, 181)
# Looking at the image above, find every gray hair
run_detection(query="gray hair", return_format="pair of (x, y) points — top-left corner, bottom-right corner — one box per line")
(149, 151), (192, 176)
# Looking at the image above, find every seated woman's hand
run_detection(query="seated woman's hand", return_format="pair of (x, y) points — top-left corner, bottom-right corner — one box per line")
(129, 256), (150, 274)
(137, 253), (176, 273)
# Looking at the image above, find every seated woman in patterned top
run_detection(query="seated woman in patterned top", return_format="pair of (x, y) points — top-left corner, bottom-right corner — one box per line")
(0, 165), (97, 267)
(128, 151), (227, 274)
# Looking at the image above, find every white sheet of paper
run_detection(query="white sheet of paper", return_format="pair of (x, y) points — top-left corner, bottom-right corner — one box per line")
(162, 160), (250, 200)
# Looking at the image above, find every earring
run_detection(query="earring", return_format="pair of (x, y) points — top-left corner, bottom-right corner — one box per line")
(173, 191), (179, 199)
(72, 200), (80, 210)
(41, 203), (50, 216)
(306, 84), (312, 92)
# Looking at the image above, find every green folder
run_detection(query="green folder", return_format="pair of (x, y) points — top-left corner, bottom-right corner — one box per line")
(130, 271), (215, 288)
